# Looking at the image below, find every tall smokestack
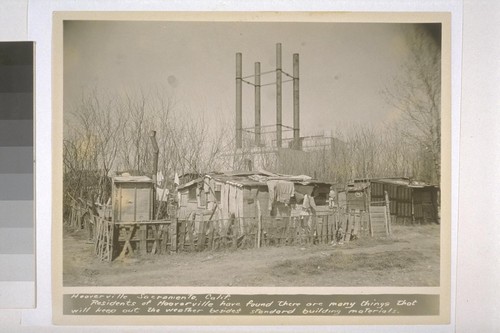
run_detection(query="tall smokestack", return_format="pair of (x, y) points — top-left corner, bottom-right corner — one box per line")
(293, 53), (300, 149)
(255, 62), (261, 146)
(276, 43), (282, 148)
(236, 52), (242, 149)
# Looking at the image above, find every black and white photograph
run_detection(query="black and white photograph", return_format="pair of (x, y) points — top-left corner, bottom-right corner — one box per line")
(6, 0), (500, 331)
(54, 12), (451, 324)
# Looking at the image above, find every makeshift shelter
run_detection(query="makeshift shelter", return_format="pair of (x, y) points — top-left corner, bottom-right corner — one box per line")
(343, 178), (439, 224)
(111, 175), (154, 222)
(176, 170), (331, 221)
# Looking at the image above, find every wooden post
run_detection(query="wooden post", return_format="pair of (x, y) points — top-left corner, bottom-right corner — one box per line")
(187, 219), (195, 251)
(256, 200), (262, 248)
(367, 189), (373, 237)
(179, 220), (186, 250)
(151, 224), (160, 255)
(197, 214), (206, 251)
(230, 215), (237, 249)
(212, 219), (219, 250)
(353, 210), (360, 238)
(107, 221), (114, 262)
(170, 219), (178, 253)
(140, 224), (147, 254)
(335, 209), (339, 234)
(162, 224), (168, 253)
(344, 211), (351, 243)
(322, 214), (327, 243)
(411, 193), (416, 225)
(384, 191), (391, 235)
(94, 217), (101, 254)
(207, 220), (214, 250)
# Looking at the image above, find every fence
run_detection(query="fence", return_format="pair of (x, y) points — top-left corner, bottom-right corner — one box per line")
(67, 200), (375, 262)
(166, 209), (370, 253)
(93, 215), (114, 261)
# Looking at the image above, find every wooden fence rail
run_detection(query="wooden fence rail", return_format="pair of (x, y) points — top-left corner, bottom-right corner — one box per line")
(67, 200), (380, 262)
(173, 209), (371, 253)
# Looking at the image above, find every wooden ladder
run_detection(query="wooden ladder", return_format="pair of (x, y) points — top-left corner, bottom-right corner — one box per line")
(369, 206), (390, 237)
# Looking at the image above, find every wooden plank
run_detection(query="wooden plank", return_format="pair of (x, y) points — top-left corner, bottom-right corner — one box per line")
(212, 219), (219, 250)
(207, 220), (214, 250)
(106, 221), (114, 261)
(289, 217), (296, 245)
(310, 216), (317, 244)
(220, 219), (228, 248)
(231, 216), (238, 249)
(170, 219), (178, 253)
(187, 219), (195, 251)
(93, 218), (100, 254)
(197, 215), (206, 252)
(344, 212), (351, 243)
(178, 220), (186, 250)
(101, 221), (108, 259)
(256, 201), (262, 248)
(322, 215), (328, 243)
(330, 214), (335, 242)
(280, 218), (287, 245)
(151, 225), (160, 254)
(351, 213), (358, 237)
(384, 191), (390, 235)
(286, 216), (294, 245)
(161, 225), (168, 253)
(139, 224), (147, 254)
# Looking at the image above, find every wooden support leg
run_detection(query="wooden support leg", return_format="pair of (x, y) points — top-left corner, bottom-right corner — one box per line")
(118, 225), (136, 259)
(151, 225), (161, 255)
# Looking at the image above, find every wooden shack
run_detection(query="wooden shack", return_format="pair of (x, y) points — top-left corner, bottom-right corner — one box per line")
(177, 170), (331, 221)
(111, 175), (154, 222)
(343, 178), (439, 224)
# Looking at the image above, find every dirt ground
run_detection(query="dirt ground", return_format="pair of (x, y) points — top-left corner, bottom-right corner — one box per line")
(63, 224), (440, 287)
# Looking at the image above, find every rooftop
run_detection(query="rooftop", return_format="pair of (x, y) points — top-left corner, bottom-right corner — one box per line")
(178, 169), (330, 189)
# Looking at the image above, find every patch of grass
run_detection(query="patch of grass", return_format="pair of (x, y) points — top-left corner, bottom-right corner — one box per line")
(342, 236), (404, 249)
(271, 250), (426, 277)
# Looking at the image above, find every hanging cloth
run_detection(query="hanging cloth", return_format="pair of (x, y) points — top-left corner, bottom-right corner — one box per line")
(275, 181), (295, 204)
(266, 180), (278, 211)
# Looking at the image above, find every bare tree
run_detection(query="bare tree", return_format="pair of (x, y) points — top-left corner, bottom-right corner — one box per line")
(383, 25), (441, 184)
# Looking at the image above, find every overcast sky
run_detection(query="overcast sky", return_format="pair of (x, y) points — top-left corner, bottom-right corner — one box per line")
(64, 20), (431, 137)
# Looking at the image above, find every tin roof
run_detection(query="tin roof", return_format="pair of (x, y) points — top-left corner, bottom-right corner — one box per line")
(350, 177), (436, 189)
(178, 170), (330, 190)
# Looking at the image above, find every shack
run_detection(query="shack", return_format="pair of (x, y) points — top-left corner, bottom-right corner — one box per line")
(111, 175), (154, 222)
(176, 170), (332, 221)
(343, 177), (439, 224)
